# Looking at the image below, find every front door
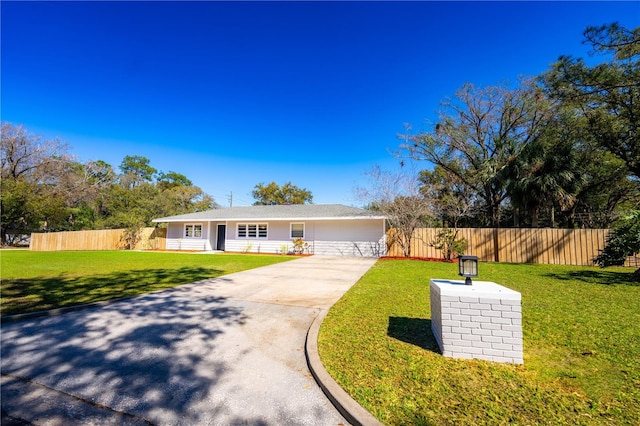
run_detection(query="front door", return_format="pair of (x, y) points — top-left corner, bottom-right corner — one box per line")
(216, 224), (226, 251)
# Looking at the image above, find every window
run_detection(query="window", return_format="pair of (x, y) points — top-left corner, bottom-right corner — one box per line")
(185, 224), (202, 238)
(258, 224), (268, 238)
(291, 223), (304, 239)
(237, 223), (268, 238)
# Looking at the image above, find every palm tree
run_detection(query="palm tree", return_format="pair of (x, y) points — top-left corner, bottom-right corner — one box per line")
(505, 135), (583, 228)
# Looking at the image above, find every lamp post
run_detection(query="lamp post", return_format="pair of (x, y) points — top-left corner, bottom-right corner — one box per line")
(458, 255), (478, 285)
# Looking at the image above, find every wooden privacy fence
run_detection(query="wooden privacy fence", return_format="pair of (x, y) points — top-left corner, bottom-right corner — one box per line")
(30, 227), (166, 251)
(387, 227), (639, 268)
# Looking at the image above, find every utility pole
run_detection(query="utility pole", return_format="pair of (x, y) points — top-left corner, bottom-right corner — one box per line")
(228, 191), (233, 208)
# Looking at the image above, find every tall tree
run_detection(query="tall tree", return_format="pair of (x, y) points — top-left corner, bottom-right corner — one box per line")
(0, 123), (73, 242)
(1, 123), (218, 240)
(419, 165), (475, 228)
(161, 186), (217, 215)
(252, 181), (313, 205)
(119, 155), (157, 188)
(1, 122), (69, 182)
(357, 165), (433, 258)
(562, 146), (637, 228)
(157, 171), (192, 190)
(98, 161), (217, 229)
(502, 107), (587, 228)
(402, 79), (553, 227)
(542, 22), (640, 269)
(544, 23), (640, 178)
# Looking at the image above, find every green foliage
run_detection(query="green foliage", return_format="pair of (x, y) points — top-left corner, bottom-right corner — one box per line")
(0, 251), (294, 316)
(544, 23), (640, 178)
(252, 181), (313, 205)
(0, 123), (218, 243)
(97, 183), (158, 229)
(119, 225), (144, 250)
(429, 228), (468, 260)
(119, 155), (157, 187)
(1, 123), (76, 240)
(1, 179), (36, 237)
(419, 165), (473, 228)
(564, 149), (638, 229)
(84, 160), (115, 186)
(594, 211), (640, 277)
(503, 113), (586, 227)
(405, 79), (553, 227)
(319, 260), (640, 425)
(156, 171), (192, 190)
(407, 24), (639, 229)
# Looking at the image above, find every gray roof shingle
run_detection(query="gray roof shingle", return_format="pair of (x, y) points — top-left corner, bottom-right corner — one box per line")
(152, 204), (386, 222)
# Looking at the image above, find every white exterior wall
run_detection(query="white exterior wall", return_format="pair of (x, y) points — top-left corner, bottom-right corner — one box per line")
(165, 222), (215, 251)
(164, 218), (386, 257)
(226, 219), (385, 257)
(225, 221), (303, 254)
(311, 220), (385, 257)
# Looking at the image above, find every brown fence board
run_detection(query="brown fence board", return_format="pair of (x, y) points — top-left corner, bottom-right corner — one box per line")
(387, 227), (636, 267)
(30, 228), (167, 251)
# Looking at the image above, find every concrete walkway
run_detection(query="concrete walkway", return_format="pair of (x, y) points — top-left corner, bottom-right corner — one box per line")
(1, 256), (376, 426)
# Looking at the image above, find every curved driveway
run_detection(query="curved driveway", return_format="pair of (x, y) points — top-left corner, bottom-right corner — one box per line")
(1, 256), (377, 425)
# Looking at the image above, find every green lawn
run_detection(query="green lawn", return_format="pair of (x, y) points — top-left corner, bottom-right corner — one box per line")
(0, 250), (294, 316)
(318, 260), (640, 425)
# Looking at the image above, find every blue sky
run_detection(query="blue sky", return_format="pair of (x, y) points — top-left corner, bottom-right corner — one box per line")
(2, 1), (638, 207)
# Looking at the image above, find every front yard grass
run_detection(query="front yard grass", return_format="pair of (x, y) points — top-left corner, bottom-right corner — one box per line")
(0, 250), (294, 316)
(318, 260), (639, 425)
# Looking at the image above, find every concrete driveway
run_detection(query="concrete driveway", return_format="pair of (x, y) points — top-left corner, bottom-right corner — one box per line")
(1, 256), (377, 425)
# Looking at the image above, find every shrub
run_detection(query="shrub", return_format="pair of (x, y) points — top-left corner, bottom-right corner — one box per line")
(429, 228), (468, 260)
(292, 238), (309, 254)
(594, 211), (640, 281)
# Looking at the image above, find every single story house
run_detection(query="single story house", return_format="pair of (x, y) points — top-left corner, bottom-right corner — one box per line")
(152, 204), (387, 257)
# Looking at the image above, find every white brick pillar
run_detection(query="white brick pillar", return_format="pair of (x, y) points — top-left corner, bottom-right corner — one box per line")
(430, 279), (523, 364)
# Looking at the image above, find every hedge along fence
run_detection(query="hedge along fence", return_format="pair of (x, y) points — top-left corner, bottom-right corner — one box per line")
(387, 227), (639, 268)
(29, 227), (167, 251)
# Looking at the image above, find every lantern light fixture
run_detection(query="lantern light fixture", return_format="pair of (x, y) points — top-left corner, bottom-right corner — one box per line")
(458, 255), (479, 285)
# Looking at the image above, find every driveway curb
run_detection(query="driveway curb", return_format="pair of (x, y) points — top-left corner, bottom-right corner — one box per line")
(305, 309), (384, 426)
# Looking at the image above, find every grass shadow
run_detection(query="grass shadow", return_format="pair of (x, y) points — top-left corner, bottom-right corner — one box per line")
(543, 269), (639, 286)
(387, 317), (440, 353)
(1, 267), (224, 316)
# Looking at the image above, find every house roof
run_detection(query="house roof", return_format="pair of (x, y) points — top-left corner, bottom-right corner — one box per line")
(152, 204), (386, 223)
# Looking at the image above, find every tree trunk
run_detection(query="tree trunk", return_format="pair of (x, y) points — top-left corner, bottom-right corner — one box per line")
(489, 201), (501, 228)
(401, 228), (412, 258)
(567, 204), (577, 228)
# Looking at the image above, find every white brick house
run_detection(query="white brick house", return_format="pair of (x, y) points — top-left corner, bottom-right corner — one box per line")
(152, 204), (387, 257)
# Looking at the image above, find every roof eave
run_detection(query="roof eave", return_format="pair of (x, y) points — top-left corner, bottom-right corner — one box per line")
(153, 216), (386, 223)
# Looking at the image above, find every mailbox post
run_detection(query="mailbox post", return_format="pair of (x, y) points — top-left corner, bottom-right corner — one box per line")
(429, 256), (524, 364)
